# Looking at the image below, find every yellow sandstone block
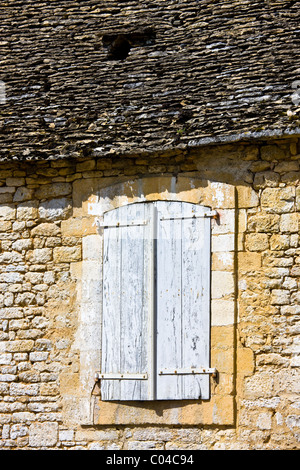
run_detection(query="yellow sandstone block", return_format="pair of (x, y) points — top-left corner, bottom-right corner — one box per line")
(237, 346), (255, 377)
(211, 326), (234, 349)
(237, 185), (259, 208)
(61, 217), (97, 237)
(53, 246), (82, 263)
(211, 348), (234, 374)
(238, 252), (262, 270)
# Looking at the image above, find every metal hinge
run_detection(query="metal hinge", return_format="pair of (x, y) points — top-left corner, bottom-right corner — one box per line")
(97, 219), (148, 229)
(95, 372), (148, 380)
(204, 210), (219, 219)
(159, 368), (217, 378)
(96, 369), (217, 381)
(160, 210), (218, 221)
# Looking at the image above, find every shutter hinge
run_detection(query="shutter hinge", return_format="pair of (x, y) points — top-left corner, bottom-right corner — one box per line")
(204, 210), (218, 219)
(159, 367), (217, 378)
(160, 210), (218, 221)
(96, 219), (148, 229)
(95, 372), (148, 380)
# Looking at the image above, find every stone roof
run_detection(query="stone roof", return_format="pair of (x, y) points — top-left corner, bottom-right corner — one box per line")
(0, 0), (299, 160)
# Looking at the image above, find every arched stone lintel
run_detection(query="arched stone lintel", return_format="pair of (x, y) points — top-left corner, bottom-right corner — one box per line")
(84, 175), (235, 218)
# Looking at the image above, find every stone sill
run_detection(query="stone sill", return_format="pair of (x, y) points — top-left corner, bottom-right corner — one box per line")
(93, 396), (235, 426)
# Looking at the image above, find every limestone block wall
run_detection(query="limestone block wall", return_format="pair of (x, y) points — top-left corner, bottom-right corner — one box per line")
(0, 138), (299, 449)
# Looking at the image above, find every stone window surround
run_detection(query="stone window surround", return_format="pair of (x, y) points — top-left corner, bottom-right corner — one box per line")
(72, 174), (237, 426)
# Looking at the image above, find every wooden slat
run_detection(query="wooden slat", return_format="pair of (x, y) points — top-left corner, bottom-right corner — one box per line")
(181, 211), (210, 399)
(146, 203), (157, 400)
(101, 208), (121, 400)
(156, 201), (183, 400)
(121, 203), (149, 400)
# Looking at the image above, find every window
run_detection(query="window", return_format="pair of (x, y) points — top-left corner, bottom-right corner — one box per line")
(97, 201), (216, 401)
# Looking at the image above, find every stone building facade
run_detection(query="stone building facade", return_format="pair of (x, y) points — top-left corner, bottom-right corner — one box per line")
(0, 139), (299, 449)
(0, 0), (299, 450)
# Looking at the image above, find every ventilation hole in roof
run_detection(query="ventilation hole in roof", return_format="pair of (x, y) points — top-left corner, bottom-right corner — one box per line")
(102, 29), (156, 61)
(106, 35), (131, 60)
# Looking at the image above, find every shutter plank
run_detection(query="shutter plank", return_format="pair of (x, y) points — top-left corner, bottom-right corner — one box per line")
(101, 209), (121, 400)
(181, 212), (210, 399)
(146, 203), (157, 400)
(156, 201), (182, 400)
(120, 204), (148, 400)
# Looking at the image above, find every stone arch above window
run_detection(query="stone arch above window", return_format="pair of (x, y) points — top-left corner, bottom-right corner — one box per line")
(77, 175), (236, 219)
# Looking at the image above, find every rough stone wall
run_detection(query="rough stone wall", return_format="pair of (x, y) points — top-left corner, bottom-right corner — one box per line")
(0, 138), (299, 449)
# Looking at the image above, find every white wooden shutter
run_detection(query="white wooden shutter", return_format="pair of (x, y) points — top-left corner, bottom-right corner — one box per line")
(100, 201), (211, 401)
(155, 201), (211, 400)
(101, 203), (153, 400)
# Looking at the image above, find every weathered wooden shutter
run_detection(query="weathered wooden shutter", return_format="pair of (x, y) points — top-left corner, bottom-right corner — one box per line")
(100, 203), (153, 400)
(155, 201), (211, 400)
(100, 201), (211, 401)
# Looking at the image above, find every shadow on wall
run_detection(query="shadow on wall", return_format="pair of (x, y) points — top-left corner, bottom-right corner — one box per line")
(1, 140), (297, 217)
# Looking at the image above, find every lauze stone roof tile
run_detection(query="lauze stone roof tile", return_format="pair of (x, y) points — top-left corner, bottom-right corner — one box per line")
(0, 0), (299, 160)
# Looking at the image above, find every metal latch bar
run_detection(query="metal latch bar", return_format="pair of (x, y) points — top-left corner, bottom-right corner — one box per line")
(159, 368), (217, 376)
(95, 372), (148, 380)
(97, 220), (148, 229)
(160, 210), (218, 221)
